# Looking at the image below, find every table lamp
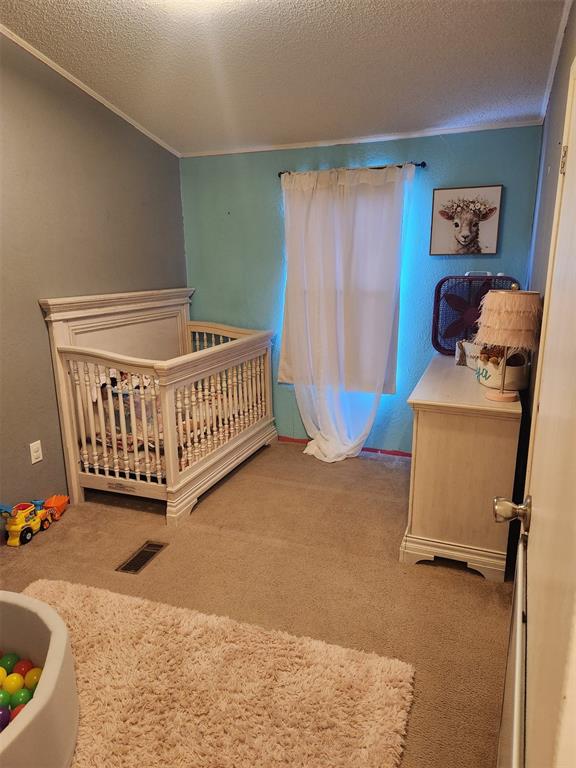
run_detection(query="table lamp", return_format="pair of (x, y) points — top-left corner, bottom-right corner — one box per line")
(474, 289), (541, 402)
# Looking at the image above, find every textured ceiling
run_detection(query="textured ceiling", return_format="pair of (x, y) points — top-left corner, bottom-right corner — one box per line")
(0, 0), (567, 156)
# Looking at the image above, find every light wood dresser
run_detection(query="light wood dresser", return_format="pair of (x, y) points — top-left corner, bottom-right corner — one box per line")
(399, 354), (521, 581)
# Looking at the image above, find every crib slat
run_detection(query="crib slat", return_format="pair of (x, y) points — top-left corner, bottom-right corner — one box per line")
(208, 376), (216, 453)
(249, 358), (256, 425)
(236, 364), (244, 433)
(261, 352), (268, 417)
(104, 367), (120, 478)
(236, 364), (242, 432)
(70, 361), (89, 472)
(234, 364), (242, 433)
(222, 368), (230, 443)
(94, 365), (110, 476)
(202, 378), (211, 454)
(228, 365), (238, 437)
(209, 375), (218, 452)
(126, 374), (141, 481)
(190, 382), (200, 463)
(216, 372), (224, 446)
(245, 359), (252, 427)
(115, 375), (131, 478)
(241, 361), (249, 430)
(256, 357), (261, 420)
(254, 356), (262, 420)
(83, 363), (100, 474)
(176, 387), (186, 471)
(150, 379), (163, 481)
(254, 357), (260, 420)
(246, 360), (253, 427)
(197, 378), (207, 457)
(138, 376), (152, 483)
(202, 378), (209, 454)
(183, 384), (193, 466)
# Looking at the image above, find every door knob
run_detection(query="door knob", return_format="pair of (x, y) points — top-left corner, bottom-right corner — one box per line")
(493, 495), (531, 532)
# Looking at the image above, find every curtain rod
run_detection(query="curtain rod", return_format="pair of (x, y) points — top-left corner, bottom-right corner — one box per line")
(277, 161), (426, 178)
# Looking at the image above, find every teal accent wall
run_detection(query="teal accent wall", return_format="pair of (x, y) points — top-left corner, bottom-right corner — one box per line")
(181, 126), (542, 453)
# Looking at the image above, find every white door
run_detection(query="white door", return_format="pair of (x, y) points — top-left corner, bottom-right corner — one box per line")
(498, 59), (576, 767)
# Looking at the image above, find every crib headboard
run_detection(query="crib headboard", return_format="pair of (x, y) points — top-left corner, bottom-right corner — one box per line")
(39, 288), (194, 359)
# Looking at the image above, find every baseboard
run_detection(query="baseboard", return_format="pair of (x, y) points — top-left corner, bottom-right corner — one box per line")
(277, 435), (411, 458)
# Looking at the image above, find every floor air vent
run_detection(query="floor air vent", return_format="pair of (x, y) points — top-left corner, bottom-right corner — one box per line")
(116, 541), (167, 574)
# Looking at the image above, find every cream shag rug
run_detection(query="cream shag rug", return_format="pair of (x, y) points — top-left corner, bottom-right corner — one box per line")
(24, 580), (414, 768)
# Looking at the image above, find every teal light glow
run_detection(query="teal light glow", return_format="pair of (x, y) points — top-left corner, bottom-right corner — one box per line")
(181, 126), (542, 452)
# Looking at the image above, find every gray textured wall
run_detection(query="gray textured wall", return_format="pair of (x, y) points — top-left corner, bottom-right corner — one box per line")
(0, 39), (186, 503)
(530, 5), (576, 293)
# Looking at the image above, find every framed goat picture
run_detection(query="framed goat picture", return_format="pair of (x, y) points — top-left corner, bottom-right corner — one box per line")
(430, 185), (503, 255)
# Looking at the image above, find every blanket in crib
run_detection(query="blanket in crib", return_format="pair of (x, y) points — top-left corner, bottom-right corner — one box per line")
(92, 370), (163, 451)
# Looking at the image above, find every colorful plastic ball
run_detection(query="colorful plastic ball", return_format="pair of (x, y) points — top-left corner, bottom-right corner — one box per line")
(13, 660), (34, 678)
(0, 707), (10, 732)
(24, 668), (42, 692)
(0, 690), (10, 707)
(10, 704), (26, 721)
(10, 688), (32, 708)
(0, 668), (6, 687)
(0, 654), (20, 675)
(2, 673), (24, 695)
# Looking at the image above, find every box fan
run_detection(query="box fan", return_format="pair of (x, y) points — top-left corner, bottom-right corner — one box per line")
(432, 274), (520, 355)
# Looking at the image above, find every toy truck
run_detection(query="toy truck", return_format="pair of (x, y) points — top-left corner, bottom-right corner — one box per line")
(43, 495), (69, 520)
(1, 496), (69, 547)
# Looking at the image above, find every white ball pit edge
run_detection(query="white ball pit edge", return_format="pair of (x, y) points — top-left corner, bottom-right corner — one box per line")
(0, 590), (79, 768)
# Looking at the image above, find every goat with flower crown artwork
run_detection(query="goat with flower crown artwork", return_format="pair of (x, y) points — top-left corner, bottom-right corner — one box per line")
(430, 185), (503, 255)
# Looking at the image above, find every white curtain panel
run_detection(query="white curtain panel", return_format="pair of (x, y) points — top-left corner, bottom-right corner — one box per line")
(279, 165), (414, 462)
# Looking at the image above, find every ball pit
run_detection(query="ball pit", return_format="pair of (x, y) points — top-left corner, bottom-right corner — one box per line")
(0, 658), (42, 732)
(0, 590), (78, 768)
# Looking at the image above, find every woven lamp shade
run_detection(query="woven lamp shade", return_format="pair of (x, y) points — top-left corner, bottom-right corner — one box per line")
(474, 290), (541, 351)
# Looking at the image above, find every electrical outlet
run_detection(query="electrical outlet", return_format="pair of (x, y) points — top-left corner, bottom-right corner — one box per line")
(30, 440), (43, 464)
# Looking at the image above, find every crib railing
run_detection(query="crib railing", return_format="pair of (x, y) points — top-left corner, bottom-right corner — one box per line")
(61, 352), (164, 484)
(158, 326), (273, 481)
(57, 324), (273, 492)
(187, 321), (254, 352)
(172, 351), (268, 472)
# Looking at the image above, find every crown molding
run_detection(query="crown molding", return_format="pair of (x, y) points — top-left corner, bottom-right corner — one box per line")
(179, 119), (544, 158)
(0, 23), (182, 158)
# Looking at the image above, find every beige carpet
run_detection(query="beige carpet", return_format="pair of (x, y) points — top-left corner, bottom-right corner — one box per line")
(1, 441), (512, 767)
(25, 579), (414, 768)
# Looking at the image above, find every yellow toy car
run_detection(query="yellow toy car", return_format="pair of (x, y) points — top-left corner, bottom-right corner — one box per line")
(2, 502), (52, 547)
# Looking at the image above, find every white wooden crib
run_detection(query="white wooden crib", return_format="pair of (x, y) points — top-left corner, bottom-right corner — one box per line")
(40, 288), (277, 525)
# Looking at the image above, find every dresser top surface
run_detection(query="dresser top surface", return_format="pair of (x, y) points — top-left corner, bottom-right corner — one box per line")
(408, 354), (522, 417)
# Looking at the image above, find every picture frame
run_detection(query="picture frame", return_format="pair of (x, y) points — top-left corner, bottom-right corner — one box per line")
(430, 185), (503, 256)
